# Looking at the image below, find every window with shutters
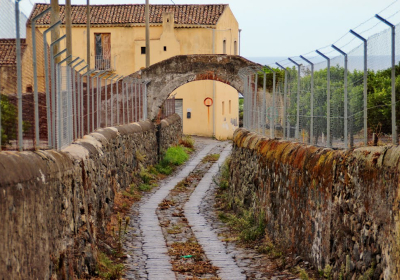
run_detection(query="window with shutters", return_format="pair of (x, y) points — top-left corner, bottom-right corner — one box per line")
(95, 33), (111, 70)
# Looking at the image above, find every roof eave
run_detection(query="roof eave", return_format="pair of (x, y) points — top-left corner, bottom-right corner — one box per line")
(30, 23), (216, 28)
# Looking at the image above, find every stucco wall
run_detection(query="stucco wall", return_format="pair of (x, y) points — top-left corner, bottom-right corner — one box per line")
(0, 114), (182, 279)
(229, 128), (400, 279)
(173, 80), (239, 140)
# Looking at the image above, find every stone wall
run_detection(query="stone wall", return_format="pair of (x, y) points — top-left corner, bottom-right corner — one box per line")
(159, 113), (182, 155)
(131, 54), (261, 119)
(230, 128), (400, 279)
(0, 115), (182, 279)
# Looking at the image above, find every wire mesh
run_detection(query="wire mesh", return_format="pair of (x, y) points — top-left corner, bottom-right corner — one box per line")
(242, 14), (400, 149)
(287, 66), (299, 141)
(313, 59), (329, 147)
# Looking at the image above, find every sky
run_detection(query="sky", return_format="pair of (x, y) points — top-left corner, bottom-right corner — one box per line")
(17, 0), (400, 64)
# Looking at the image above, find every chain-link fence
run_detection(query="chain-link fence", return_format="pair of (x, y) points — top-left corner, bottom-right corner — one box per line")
(0, 1), (149, 151)
(241, 11), (400, 149)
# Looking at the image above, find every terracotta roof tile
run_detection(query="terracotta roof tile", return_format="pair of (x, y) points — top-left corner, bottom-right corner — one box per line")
(28, 4), (227, 26)
(0, 39), (27, 66)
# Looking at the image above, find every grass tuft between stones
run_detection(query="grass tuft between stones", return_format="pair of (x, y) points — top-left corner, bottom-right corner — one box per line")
(96, 252), (124, 280)
(201, 153), (220, 163)
(156, 144), (192, 175)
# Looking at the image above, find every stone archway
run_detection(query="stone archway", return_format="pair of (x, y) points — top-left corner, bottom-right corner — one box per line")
(130, 54), (261, 120)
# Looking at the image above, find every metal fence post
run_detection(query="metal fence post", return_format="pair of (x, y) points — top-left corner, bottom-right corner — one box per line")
(43, 21), (61, 148)
(300, 56), (314, 145)
(116, 76), (123, 124)
(276, 63), (288, 140)
(248, 74), (252, 131)
(31, 7), (51, 148)
(86, 69), (95, 134)
(332, 45), (348, 149)
(247, 73), (251, 130)
(375, 15), (396, 145)
(98, 72), (108, 129)
(288, 58), (301, 140)
(266, 66), (276, 138)
(247, 74), (250, 130)
(136, 81), (139, 121)
(15, 0), (23, 151)
(272, 70), (276, 138)
(126, 79), (130, 123)
(262, 72), (266, 136)
(51, 38), (67, 148)
(59, 55), (73, 145)
(69, 58), (84, 139)
(123, 79), (127, 124)
(350, 29), (368, 146)
(144, 81), (148, 120)
(316, 50), (331, 148)
(78, 65), (88, 137)
(254, 73), (259, 131)
(110, 74), (117, 126)
(136, 80), (139, 121)
(131, 79), (136, 122)
(104, 74), (109, 127)
(243, 76), (246, 129)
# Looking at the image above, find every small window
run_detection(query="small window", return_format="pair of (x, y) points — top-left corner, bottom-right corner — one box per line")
(222, 101), (225, 115)
(229, 100), (231, 114)
(234, 41), (237, 55)
(95, 33), (111, 70)
(164, 46), (167, 51)
(167, 19), (170, 23)
(223, 40), (226, 54)
(141, 47), (146, 54)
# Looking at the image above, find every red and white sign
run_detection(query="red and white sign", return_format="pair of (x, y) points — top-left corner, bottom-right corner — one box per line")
(204, 97), (213, 107)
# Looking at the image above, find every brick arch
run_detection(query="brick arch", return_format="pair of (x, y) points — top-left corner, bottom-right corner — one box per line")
(130, 54), (261, 120)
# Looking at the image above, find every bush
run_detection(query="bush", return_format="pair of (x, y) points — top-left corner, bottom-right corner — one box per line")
(155, 145), (190, 175)
(155, 162), (173, 175)
(163, 145), (189, 166)
(0, 95), (32, 147)
(138, 184), (152, 192)
(139, 168), (155, 184)
(97, 252), (124, 280)
(0, 95), (18, 145)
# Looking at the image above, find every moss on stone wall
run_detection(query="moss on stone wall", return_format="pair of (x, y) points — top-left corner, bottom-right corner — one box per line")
(230, 128), (400, 279)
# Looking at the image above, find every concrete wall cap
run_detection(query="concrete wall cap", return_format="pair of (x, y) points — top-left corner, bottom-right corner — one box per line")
(63, 143), (90, 162)
(117, 123), (142, 135)
(90, 132), (109, 145)
(138, 120), (155, 131)
(92, 127), (119, 142)
(0, 150), (72, 186)
(160, 119), (169, 128)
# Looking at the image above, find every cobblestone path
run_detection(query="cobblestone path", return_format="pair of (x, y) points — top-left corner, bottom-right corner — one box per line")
(123, 138), (306, 280)
(184, 144), (245, 280)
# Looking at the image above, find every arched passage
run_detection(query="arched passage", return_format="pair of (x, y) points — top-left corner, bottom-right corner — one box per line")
(165, 80), (240, 140)
(130, 54), (261, 120)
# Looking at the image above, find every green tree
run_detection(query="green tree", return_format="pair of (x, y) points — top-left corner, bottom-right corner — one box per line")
(0, 95), (19, 146)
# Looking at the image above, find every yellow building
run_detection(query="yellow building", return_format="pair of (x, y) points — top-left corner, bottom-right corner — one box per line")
(28, 3), (240, 140)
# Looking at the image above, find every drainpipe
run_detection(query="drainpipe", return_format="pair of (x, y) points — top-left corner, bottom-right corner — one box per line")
(239, 29), (242, 56)
(212, 28), (216, 138)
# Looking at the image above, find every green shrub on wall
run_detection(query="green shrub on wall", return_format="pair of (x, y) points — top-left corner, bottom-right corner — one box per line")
(0, 95), (32, 147)
(0, 95), (18, 146)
